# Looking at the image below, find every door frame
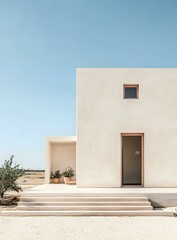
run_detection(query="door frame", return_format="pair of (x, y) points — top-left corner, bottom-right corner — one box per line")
(121, 133), (144, 187)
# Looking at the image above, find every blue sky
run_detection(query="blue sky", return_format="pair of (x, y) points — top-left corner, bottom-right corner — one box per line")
(0, 0), (177, 169)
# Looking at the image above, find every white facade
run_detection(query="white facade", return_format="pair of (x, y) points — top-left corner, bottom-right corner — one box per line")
(46, 68), (177, 188)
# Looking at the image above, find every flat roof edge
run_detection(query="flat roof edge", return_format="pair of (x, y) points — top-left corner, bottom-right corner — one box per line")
(76, 67), (177, 70)
(46, 136), (77, 143)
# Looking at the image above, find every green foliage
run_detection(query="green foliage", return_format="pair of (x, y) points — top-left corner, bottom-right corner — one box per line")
(50, 170), (61, 179)
(0, 155), (25, 198)
(62, 167), (75, 178)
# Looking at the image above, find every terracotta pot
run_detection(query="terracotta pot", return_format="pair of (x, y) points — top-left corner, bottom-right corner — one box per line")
(53, 178), (60, 184)
(63, 177), (71, 184)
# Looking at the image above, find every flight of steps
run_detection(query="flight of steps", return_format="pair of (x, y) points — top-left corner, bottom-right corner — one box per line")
(1, 192), (174, 216)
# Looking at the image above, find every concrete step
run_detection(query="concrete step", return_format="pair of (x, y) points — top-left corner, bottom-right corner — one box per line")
(18, 201), (151, 206)
(1, 209), (174, 216)
(21, 192), (150, 198)
(5, 190), (165, 216)
(17, 205), (153, 211)
(20, 196), (149, 202)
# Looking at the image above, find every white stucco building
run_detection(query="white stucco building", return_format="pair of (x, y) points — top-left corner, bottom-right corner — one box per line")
(45, 68), (177, 188)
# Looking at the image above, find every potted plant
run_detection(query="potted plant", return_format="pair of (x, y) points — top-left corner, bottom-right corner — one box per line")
(50, 170), (61, 184)
(62, 167), (75, 184)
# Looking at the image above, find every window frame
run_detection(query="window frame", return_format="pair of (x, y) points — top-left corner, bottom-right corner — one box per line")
(123, 84), (139, 99)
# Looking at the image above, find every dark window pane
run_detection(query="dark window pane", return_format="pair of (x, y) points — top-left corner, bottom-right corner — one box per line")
(124, 87), (137, 98)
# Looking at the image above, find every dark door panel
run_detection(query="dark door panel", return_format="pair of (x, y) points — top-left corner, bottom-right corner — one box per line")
(122, 136), (142, 185)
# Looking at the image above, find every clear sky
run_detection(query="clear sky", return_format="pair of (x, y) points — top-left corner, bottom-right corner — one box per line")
(0, 0), (177, 169)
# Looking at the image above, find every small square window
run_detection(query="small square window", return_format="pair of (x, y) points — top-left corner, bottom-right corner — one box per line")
(123, 85), (139, 99)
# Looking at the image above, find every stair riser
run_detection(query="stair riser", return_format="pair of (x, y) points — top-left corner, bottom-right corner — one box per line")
(20, 197), (148, 202)
(21, 193), (149, 198)
(1, 211), (174, 216)
(18, 202), (151, 206)
(17, 206), (153, 211)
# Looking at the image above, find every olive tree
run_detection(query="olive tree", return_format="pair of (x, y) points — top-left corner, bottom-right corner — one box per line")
(0, 155), (25, 198)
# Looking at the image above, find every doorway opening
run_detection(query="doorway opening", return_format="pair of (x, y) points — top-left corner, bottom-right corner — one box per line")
(121, 133), (144, 187)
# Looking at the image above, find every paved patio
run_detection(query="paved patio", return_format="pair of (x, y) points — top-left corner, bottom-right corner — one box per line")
(29, 184), (177, 194)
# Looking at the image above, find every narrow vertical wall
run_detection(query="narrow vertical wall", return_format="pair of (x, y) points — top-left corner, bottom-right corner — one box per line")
(45, 141), (51, 184)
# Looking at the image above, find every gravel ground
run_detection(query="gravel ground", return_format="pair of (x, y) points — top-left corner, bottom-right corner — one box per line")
(0, 216), (177, 240)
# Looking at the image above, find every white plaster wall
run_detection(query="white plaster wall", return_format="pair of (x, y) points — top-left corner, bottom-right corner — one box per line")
(76, 68), (177, 187)
(51, 142), (76, 181)
(45, 137), (76, 183)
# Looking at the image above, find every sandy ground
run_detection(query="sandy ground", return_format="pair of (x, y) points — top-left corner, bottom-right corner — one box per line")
(17, 171), (45, 186)
(0, 216), (177, 240)
(0, 172), (45, 212)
